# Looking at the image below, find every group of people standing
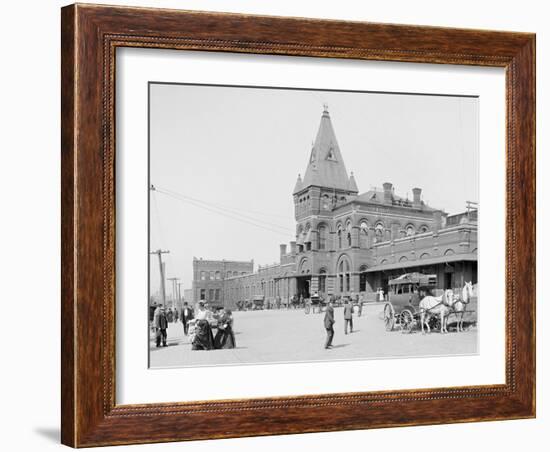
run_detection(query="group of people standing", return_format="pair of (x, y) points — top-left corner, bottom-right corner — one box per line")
(191, 301), (236, 351)
(151, 300), (236, 350)
(323, 297), (364, 349)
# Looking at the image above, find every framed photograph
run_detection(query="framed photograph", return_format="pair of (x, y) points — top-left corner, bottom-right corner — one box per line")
(61, 4), (535, 447)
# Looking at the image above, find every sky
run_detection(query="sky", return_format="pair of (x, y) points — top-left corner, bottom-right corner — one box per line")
(149, 83), (479, 297)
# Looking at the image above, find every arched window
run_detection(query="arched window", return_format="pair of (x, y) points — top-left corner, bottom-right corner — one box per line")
(419, 225), (429, 233)
(322, 194), (331, 210)
(375, 223), (385, 242)
(337, 257), (351, 293)
(318, 224), (327, 250)
(304, 224), (312, 251)
(360, 221), (369, 248)
(337, 224), (343, 249)
(346, 221), (352, 247)
(406, 224), (415, 236)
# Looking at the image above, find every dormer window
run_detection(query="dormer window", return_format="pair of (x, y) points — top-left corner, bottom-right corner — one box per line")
(322, 194), (330, 210)
(326, 146), (337, 161)
(310, 149), (316, 163)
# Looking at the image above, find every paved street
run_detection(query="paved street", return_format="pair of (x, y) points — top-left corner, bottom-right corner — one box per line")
(149, 303), (477, 368)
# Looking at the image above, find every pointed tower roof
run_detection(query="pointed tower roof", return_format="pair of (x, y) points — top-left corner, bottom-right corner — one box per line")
(349, 172), (359, 192)
(301, 105), (356, 193)
(293, 174), (303, 195)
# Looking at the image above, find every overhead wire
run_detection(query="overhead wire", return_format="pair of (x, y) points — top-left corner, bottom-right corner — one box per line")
(156, 185), (292, 227)
(153, 186), (294, 236)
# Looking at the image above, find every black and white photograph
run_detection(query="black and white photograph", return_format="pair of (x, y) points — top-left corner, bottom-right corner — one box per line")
(148, 83), (479, 368)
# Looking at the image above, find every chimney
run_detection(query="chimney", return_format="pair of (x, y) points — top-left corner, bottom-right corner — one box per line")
(382, 182), (393, 204)
(412, 187), (422, 208)
(279, 243), (287, 259)
(289, 241), (297, 255)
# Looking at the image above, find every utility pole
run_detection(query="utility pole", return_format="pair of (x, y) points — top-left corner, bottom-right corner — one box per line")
(167, 277), (180, 310)
(177, 282), (183, 308)
(150, 249), (169, 306)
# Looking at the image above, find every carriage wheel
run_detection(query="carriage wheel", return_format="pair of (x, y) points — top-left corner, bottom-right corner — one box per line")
(384, 304), (395, 331)
(400, 309), (415, 334)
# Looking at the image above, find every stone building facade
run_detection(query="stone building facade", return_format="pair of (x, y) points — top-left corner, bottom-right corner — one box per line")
(195, 106), (478, 310)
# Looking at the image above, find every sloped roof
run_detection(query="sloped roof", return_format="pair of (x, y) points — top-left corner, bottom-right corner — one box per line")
(332, 188), (438, 212)
(301, 107), (356, 193)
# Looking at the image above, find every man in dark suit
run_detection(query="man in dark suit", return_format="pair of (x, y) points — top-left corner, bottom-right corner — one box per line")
(153, 305), (168, 347)
(324, 300), (335, 349)
(343, 298), (353, 334)
(180, 301), (194, 336)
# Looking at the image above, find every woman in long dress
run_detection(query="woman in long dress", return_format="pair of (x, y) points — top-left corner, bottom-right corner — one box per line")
(192, 319), (215, 350)
(214, 309), (236, 349)
(191, 302), (215, 350)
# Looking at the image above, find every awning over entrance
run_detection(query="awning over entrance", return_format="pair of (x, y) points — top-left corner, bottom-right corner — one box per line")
(366, 252), (477, 272)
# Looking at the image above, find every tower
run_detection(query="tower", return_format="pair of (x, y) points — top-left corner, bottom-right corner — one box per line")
(293, 105), (358, 222)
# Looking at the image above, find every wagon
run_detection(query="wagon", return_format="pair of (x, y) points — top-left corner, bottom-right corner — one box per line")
(382, 272), (439, 333)
(304, 294), (326, 314)
(382, 273), (478, 333)
(252, 295), (265, 310)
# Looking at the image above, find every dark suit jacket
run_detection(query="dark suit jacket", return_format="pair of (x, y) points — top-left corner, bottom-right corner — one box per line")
(343, 304), (353, 320)
(181, 307), (194, 322)
(324, 306), (335, 329)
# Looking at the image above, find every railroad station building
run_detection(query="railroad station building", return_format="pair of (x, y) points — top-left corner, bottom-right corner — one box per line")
(195, 106), (478, 309)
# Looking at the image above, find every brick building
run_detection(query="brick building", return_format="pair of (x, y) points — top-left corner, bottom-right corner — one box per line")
(191, 258), (254, 306)
(196, 106), (477, 309)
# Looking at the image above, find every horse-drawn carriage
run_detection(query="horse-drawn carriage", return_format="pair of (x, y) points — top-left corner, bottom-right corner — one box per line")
(304, 293), (326, 314)
(382, 272), (476, 334)
(251, 295), (265, 310)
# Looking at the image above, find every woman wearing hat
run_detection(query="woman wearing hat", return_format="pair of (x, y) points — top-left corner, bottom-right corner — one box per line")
(214, 309), (236, 349)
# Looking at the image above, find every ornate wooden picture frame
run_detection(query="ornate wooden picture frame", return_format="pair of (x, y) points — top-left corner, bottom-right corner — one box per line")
(61, 3), (535, 447)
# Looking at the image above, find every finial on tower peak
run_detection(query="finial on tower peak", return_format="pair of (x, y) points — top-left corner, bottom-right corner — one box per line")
(323, 102), (329, 113)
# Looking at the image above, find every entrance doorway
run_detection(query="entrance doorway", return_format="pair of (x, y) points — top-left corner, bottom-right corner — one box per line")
(296, 277), (311, 299)
(444, 271), (453, 289)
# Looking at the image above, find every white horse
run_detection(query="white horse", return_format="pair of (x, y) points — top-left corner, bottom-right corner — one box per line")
(419, 289), (454, 334)
(451, 281), (474, 332)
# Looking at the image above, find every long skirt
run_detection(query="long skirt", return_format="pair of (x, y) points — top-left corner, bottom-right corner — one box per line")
(192, 320), (215, 350)
(214, 327), (236, 349)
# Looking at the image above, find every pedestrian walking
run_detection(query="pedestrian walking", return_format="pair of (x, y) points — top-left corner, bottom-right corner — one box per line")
(324, 300), (335, 349)
(343, 298), (353, 334)
(358, 293), (364, 317)
(180, 301), (194, 335)
(153, 304), (168, 347)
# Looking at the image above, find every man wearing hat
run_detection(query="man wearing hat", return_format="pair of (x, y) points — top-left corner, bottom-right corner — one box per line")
(180, 301), (194, 335)
(153, 304), (168, 347)
(324, 299), (335, 349)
